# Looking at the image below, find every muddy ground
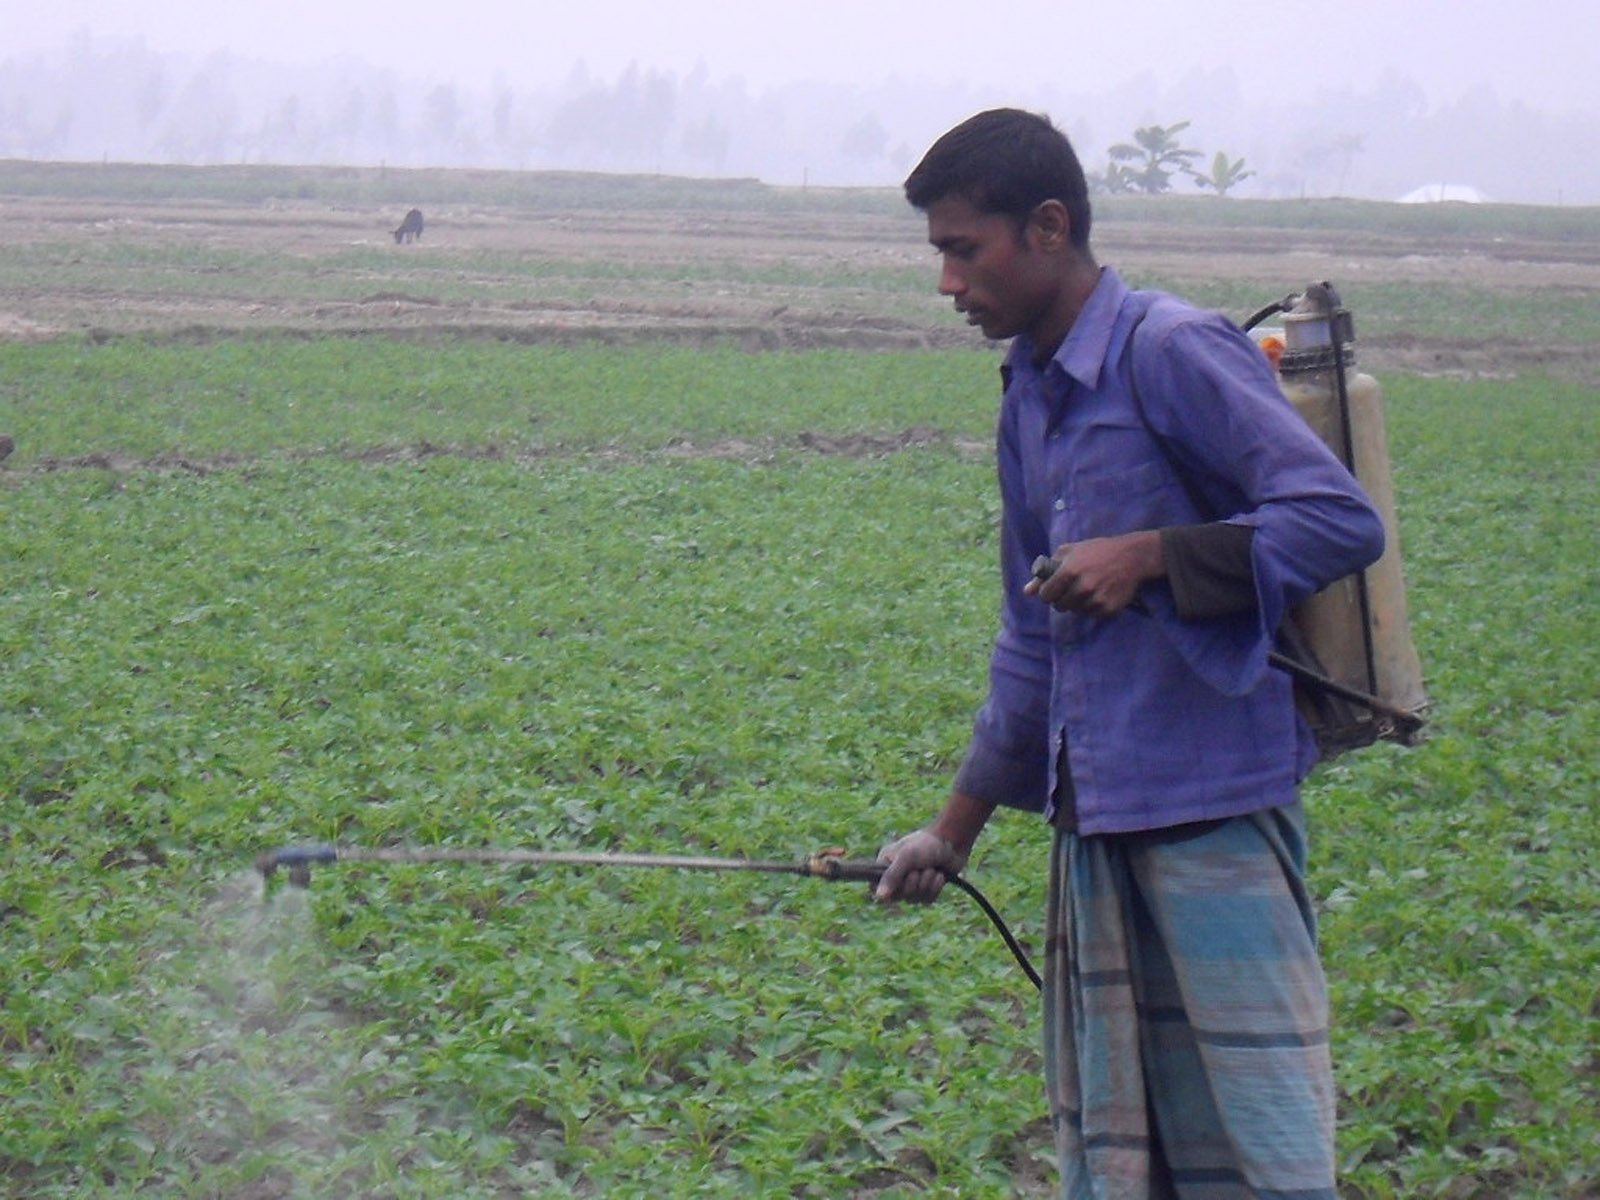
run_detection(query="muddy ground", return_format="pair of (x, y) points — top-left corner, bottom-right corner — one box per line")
(1, 195), (1597, 382)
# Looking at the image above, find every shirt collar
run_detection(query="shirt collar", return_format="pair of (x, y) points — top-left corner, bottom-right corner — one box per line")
(1003, 266), (1129, 391)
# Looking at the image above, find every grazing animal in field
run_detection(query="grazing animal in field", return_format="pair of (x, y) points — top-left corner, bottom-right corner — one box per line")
(0, 433), (13, 463)
(392, 208), (424, 244)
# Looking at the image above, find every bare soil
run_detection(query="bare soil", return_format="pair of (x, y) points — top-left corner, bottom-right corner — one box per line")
(1, 196), (1597, 381)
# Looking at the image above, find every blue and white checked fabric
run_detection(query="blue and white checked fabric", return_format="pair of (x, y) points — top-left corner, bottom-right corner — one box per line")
(1043, 803), (1336, 1200)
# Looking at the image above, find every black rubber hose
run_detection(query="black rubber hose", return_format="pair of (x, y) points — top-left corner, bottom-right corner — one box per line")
(1242, 293), (1299, 332)
(947, 875), (1042, 991)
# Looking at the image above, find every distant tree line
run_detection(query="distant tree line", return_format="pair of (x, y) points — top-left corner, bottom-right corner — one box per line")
(0, 39), (911, 186)
(3, 35), (1598, 203)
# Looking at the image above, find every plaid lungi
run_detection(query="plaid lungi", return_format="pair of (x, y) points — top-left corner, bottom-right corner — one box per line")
(1043, 804), (1336, 1200)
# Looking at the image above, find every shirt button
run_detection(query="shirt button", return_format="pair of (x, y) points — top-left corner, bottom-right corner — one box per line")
(1053, 498), (1066, 511)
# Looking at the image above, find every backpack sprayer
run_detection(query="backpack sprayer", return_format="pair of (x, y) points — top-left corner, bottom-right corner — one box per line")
(252, 282), (1422, 996)
(1247, 282), (1429, 753)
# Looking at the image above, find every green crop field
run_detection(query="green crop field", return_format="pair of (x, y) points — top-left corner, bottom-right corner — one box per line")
(1, 165), (1597, 1199)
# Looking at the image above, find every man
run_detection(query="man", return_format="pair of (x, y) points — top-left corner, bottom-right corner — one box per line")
(873, 108), (1385, 1199)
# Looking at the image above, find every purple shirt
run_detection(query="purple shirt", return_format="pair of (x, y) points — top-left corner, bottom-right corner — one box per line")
(953, 268), (1385, 833)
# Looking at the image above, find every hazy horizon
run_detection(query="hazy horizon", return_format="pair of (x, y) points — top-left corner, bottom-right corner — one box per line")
(6, 1), (1600, 204)
(15, 0), (1600, 115)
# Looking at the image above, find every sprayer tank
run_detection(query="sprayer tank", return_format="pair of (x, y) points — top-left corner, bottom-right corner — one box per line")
(1272, 294), (1429, 751)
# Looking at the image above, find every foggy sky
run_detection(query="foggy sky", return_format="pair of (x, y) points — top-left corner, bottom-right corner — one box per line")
(6, 0), (1600, 204)
(14, 0), (1599, 119)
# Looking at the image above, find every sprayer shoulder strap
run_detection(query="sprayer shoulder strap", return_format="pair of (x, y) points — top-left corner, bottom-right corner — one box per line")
(1122, 296), (1222, 521)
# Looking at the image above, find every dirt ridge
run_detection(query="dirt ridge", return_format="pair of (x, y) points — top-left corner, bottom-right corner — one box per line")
(14, 427), (993, 478)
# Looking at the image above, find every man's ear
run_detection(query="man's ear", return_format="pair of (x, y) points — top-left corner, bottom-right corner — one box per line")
(1029, 200), (1072, 251)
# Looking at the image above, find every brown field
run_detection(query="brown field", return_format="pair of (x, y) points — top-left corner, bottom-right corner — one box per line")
(2, 188), (1598, 384)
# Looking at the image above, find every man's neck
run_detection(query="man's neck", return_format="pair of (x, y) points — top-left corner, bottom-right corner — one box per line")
(1030, 256), (1101, 367)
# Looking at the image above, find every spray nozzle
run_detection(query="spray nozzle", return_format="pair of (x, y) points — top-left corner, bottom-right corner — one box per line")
(256, 843), (339, 888)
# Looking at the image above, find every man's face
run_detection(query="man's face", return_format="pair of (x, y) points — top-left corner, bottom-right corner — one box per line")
(924, 194), (1058, 343)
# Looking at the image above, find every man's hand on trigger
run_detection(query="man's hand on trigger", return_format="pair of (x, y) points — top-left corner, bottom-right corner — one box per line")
(1024, 531), (1164, 615)
(874, 829), (967, 904)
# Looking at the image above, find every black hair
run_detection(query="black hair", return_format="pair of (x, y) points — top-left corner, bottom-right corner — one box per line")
(903, 108), (1092, 250)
